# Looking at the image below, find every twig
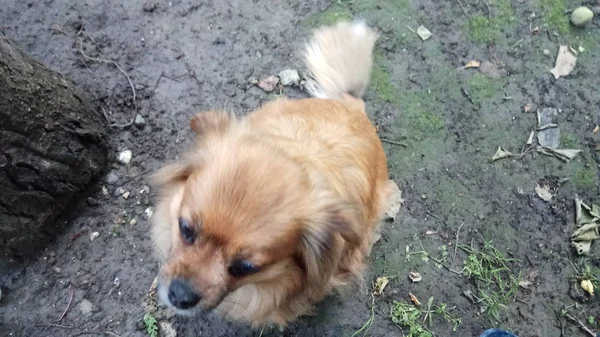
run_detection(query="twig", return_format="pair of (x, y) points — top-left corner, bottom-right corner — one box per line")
(455, 0), (469, 17)
(381, 138), (408, 147)
(564, 312), (596, 337)
(57, 286), (74, 322)
(482, 0), (492, 19)
(76, 27), (137, 128)
(461, 88), (476, 105)
(116, 169), (152, 188)
(425, 211), (449, 226)
(454, 222), (465, 260)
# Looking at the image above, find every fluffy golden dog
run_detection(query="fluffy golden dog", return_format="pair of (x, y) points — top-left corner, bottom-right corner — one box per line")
(150, 20), (393, 327)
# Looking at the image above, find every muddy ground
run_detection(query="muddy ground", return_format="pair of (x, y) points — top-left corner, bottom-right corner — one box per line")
(1, 0), (600, 336)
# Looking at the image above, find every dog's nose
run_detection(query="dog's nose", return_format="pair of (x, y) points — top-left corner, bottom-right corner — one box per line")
(168, 279), (201, 309)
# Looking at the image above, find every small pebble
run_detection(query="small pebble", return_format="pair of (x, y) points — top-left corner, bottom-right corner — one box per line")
(134, 114), (146, 128)
(90, 232), (100, 241)
(278, 69), (300, 86)
(102, 186), (109, 196)
(571, 6), (594, 27)
(79, 299), (93, 318)
(144, 207), (154, 219)
(118, 150), (132, 164)
(114, 187), (126, 197)
(105, 171), (120, 185)
(543, 49), (550, 56)
(129, 218), (138, 226)
(122, 191), (131, 199)
(53, 267), (61, 274)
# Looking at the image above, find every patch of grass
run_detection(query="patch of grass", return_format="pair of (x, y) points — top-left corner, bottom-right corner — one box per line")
(573, 166), (597, 187)
(560, 133), (578, 148)
(433, 302), (462, 332)
(305, 5), (352, 27)
(539, 0), (570, 34)
(110, 224), (121, 237)
(467, 73), (502, 105)
(466, 0), (515, 42)
(390, 301), (432, 337)
(460, 239), (521, 320)
(143, 313), (158, 337)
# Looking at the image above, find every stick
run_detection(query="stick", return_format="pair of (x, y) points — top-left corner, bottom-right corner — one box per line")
(482, 0), (491, 19)
(455, 0), (469, 17)
(454, 222), (465, 260)
(76, 28), (137, 128)
(564, 312), (596, 337)
(57, 286), (74, 322)
(381, 138), (408, 147)
(425, 211), (449, 226)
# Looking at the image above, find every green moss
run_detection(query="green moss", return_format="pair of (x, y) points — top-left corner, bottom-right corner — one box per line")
(305, 5), (353, 27)
(467, 0), (515, 42)
(560, 133), (578, 148)
(573, 166), (597, 187)
(467, 73), (502, 104)
(370, 54), (398, 103)
(539, 0), (570, 34)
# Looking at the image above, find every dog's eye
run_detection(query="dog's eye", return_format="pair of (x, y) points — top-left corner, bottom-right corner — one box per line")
(178, 217), (196, 245)
(228, 260), (259, 278)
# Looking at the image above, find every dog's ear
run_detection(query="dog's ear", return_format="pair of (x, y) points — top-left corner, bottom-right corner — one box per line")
(190, 111), (234, 138)
(149, 160), (196, 187)
(299, 201), (361, 285)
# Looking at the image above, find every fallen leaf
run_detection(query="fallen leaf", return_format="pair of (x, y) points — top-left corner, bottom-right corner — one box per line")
(571, 222), (600, 241)
(550, 45), (577, 80)
(524, 103), (533, 112)
(465, 60), (481, 69)
(425, 230), (438, 235)
(409, 293), (422, 306)
(526, 130), (535, 145)
(537, 147), (582, 162)
(581, 279), (595, 296)
(373, 276), (389, 295)
(257, 75), (279, 92)
(491, 146), (513, 162)
(572, 240), (592, 255)
(575, 198), (596, 226)
(409, 272), (422, 283)
(519, 270), (540, 289)
(593, 125), (599, 133)
(535, 184), (553, 202)
(416, 25), (432, 41)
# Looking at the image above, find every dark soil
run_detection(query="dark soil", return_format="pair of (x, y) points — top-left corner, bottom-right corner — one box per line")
(1, 1), (599, 337)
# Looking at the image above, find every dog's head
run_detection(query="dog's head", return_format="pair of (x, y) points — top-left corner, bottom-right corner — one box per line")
(150, 111), (361, 315)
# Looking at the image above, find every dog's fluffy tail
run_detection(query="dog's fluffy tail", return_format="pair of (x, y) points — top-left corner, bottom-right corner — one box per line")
(303, 20), (378, 100)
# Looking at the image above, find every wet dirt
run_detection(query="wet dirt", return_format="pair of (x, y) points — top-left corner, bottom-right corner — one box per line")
(1, 0), (600, 337)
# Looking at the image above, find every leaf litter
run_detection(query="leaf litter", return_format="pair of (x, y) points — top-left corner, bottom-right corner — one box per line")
(550, 45), (577, 80)
(491, 107), (581, 163)
(571, 197), (600, 255)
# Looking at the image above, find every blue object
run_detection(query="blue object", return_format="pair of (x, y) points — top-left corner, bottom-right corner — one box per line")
(479, 329), (518, 337)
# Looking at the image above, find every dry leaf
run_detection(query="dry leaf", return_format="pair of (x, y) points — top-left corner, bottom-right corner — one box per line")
(416, 25), (432, 41)
(491, 146), (513, 162)
(409, 272), (422, 283)
(575, 198), (596, 226)
(550, 45), (577, 80)
(526, 130), (535, 145)
(571, 223), (600, 242)
(409, 293), (422, 306)
(572, 240), (592, 255)
(257, 75), (279, 92)
(465, 60), (481, 69)
(537, 147), (582, 162)
(535, 184), (553, 202)
(519, 270), (539, 289)
(581, 279), (595, 296)
(373, 276), (389, 295)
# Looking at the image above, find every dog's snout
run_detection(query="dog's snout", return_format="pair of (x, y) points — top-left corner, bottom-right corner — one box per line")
(168, 279), (201, 309)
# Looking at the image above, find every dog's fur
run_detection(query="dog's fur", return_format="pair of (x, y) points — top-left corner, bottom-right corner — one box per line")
(150, 20), (392, 327)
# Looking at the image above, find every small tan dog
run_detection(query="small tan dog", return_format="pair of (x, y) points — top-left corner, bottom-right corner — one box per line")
(150, 20), (392, 328)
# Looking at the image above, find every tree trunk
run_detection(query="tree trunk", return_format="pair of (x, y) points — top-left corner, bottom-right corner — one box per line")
(0, 38), (109, 262)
